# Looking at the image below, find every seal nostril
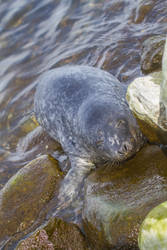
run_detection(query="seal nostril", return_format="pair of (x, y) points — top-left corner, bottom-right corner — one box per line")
(124, 144), (128, 151)
(122, 142), (132, 153)
(123, 143), (128, 152)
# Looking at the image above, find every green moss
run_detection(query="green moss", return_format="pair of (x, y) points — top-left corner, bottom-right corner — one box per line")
(139, 201), (167, 250)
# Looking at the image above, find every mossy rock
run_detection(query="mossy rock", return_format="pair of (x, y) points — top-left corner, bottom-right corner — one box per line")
(138, 201), (167, 250)
(17, 217), (89, 250)
(82, 145), (167, 250)
(0, 155), (63, 249)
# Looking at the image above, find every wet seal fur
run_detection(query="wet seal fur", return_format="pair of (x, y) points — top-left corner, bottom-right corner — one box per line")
(34, 66), (145, 217)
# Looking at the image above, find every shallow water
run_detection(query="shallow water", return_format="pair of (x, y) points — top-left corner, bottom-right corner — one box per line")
(0, 0), (167, 188)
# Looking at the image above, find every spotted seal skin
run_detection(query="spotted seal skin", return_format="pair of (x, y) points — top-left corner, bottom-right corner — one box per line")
(34, 66), (145, 214)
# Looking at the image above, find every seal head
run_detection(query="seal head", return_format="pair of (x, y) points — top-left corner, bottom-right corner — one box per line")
(78, 95), (143, 166)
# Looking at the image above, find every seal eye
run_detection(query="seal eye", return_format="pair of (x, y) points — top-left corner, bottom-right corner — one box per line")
(115, 120), (125, 128)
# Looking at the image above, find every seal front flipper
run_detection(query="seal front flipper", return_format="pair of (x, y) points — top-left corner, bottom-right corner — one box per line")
(53, 156), (95, 222)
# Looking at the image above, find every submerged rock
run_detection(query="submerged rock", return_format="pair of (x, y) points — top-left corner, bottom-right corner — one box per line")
(82, 145), (167, 250)
(17, 217), (89, 250)
(15, 114), (62, 163)
(16, 125), (62, 161)
(0, 155), (63, 249)
(20, 114), (39, 134)
(17, 229), (54, 250)
(140, 35), (165, 74)
(138, 201), (167, 250)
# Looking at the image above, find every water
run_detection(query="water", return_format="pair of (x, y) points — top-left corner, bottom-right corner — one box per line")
(0, 0), (166, 185)
(0, 0), (167, 244)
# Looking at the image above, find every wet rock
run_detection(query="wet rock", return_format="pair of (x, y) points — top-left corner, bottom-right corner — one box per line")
(15, 113), (61, 160)
(138, 201), (167, 250)
(16, 126), (61, 157)
(127, 37), (167, 144)
(0, 155), (63, 249)
(141, 35), (165, 74)
(82, 145), (167, 250)
(17, 217), (89, 250)
(133, 0), (154, 24)
(126, 71), (163, 143)
(159, 36), (167, 131)
(17, 229), (54, 250)
(20, 114), (39, 134)
(15, 116), (69, 171)
(17, 114), (59, 153)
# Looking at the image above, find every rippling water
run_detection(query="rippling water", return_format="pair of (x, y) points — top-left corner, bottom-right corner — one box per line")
(0, 0), (167, 187)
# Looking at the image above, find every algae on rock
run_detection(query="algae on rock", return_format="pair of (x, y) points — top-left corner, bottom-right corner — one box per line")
(138, 201), (167, 250)
(82, 145), (167, 250)
(0, 155), (63, 249)
(17, 217), (89, 250)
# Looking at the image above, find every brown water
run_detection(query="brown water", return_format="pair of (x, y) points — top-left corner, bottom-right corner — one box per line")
(0, 0), (167, 192)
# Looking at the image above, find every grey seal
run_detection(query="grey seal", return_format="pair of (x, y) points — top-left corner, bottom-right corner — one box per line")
(34, 65), (144, 212)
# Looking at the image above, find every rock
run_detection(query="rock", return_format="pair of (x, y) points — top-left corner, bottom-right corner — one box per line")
(0, 155), (63, 249)
(126, 71), (162, 143)
(133, 0), (154, 24)
(15, 117), (69, 172)
(159, 36), (167, 130)
(141, 35), (165, 74)
(138, 201), (167, 250)
(17, 229), (54, 250)
(17, 217), (89, 250)
(127, 37), (167, 144)
(16, 126), (61, 159)
(82, 145), (167, 250)
(20, 114), (39, 134)
(12, 113), (62, 162)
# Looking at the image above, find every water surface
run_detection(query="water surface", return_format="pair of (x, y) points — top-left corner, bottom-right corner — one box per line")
(0, 0), (167, 191)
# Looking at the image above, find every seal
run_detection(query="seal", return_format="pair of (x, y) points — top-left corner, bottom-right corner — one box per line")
(34, 65), (144, 213)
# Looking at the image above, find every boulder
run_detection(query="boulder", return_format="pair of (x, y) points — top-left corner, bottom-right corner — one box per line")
(17, 217), (89, 250)
(126, 37), (167, 144)
(82, 145), (167, 250)
(126, 71), (162, 143)
(0, 155), (63, 249)
(138, 201), (167, 250)
(159, 35), (167, 130)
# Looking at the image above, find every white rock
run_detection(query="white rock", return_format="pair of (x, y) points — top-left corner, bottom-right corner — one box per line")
(126, 37), (167, 143)
(126, 71), (162, 129)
